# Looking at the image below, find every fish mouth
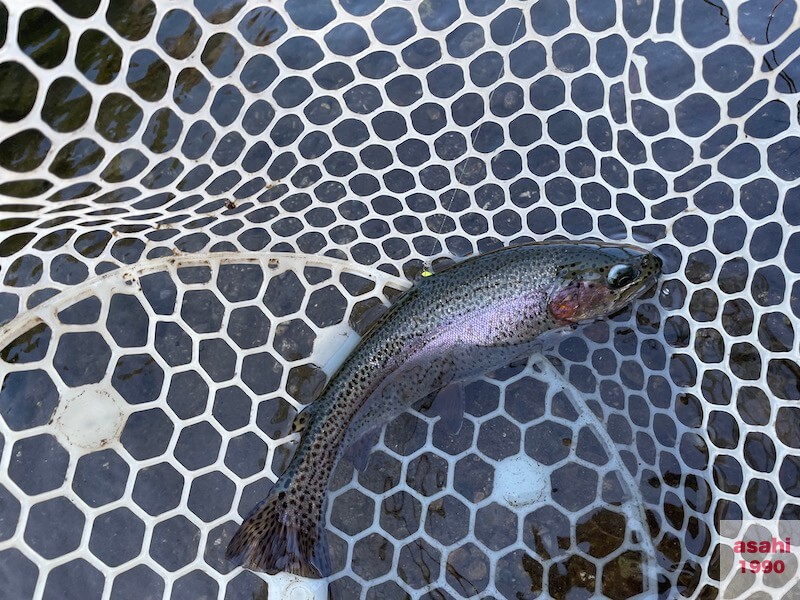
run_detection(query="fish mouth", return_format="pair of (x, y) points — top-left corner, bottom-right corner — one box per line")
(638, 253), (663, 289)
(616, 252), (662, 304)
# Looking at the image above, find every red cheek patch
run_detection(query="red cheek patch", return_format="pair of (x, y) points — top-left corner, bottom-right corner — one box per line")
(549, 289), (580, 321)
(549, 283), (612, 323)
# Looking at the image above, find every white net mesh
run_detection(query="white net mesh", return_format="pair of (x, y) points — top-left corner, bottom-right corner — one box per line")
(0, 0), (799, 598)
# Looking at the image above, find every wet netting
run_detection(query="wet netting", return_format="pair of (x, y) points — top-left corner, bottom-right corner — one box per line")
(1, 0), (799, 599)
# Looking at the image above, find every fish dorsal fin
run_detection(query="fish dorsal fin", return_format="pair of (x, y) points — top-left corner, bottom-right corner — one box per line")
(288, 364), (326, 436)
(305, 373), (327, 403)
(430, 381), (465, 435)
(289, 363), (328, 404)
(349, 298), (390, 336)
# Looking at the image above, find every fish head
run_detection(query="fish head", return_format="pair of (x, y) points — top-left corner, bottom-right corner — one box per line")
(547, 243), (662, 324)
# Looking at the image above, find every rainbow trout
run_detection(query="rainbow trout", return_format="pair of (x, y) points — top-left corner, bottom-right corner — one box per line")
(226, 241), (662, 577)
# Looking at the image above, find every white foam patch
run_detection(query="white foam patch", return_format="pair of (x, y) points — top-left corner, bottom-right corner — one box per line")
(266, 572), (327, 600)
(52, 384), (127, 451)
(493, 454), (550, 507)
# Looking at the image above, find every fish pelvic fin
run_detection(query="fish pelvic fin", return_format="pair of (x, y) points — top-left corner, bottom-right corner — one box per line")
(226, 492), (330, 579)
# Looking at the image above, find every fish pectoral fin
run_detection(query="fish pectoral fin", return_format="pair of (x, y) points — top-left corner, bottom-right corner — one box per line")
(343, 428), (381, 472)
(431, 381), (465, 436)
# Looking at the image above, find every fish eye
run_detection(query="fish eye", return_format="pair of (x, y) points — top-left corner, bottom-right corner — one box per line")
(607, 264), (638, 289)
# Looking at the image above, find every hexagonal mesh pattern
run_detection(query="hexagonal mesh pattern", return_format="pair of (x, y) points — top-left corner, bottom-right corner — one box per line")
(0, 0), (799, 598)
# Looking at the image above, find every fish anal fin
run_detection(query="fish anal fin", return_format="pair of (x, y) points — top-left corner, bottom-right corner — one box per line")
(431, 381), (465, 435)
(343, 429), (381, 472)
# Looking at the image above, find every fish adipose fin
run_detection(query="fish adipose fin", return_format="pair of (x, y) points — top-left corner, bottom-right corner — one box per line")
(291, 409), (311, 435)
(225, 493), (330, 578)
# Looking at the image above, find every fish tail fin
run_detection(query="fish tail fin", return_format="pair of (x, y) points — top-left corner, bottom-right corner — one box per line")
(225, 491), (330, 578)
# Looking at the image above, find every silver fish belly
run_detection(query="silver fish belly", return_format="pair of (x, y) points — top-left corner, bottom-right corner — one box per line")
(226, 241), (662, 577)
